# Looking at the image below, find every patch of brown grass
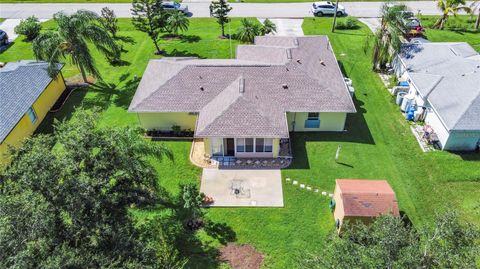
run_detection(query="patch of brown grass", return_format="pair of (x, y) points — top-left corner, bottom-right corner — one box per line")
(219, 243), (264, 269)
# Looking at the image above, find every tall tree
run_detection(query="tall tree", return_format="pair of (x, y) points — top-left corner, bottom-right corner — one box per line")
(131, 0), (168, 54)
(33, 10), (120, 83)
(210, 0), (232, 37)
(434, 0), (471, 29)
(0, 110), (173, 268)
(166, 11), (190, 37)
(372, 3), (408, 70)
(100, 7), (119, 38)
(299, 212), (480, 268)
(470, 0), (480, 30)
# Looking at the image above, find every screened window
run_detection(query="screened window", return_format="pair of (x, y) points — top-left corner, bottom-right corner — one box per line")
(236, 138), (245, 152)
(255, 138), (264, 152)
(265, 138), (273, 152)
(245, 138), (254, 152)
(307, 112), (319, 120)
(27, 107), (37, 124)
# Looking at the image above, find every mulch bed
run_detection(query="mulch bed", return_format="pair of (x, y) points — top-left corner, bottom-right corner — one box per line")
(219, 243), (264, 269)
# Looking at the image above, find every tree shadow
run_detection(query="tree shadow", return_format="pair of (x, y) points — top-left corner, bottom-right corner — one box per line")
(180, 34), (201, 43)
(203, 221), (237, 245)
(287, 97), (374, 170)
(163, 49), (203, 58)
(86, 75), (141, 110)
(36, 87), (88, 134)
(450, 151), (480, 161)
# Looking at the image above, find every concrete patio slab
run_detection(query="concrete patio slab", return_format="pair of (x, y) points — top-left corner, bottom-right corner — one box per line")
(200, 168), (283, 207)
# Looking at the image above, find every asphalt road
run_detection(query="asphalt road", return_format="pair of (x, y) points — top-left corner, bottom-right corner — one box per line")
(0, 2), (473, 19)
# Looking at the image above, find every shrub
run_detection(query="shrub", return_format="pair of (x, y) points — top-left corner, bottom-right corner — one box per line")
(335, 17), (360, 30)
(14, 16), (41, 41)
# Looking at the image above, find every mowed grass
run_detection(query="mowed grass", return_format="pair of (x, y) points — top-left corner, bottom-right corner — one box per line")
(1, 16), (479, 268)
(420, 15), (480, 52)
(0, 0), (132, 2)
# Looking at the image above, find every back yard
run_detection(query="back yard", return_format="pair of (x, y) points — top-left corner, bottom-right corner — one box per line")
(1, 17), (479, 268)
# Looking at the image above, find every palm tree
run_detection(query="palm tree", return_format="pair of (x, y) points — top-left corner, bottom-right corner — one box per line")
(372, 3), (408, 70)
(434, 0), (471, 30)
(236, 18), (261, 43)
(261, 18), (277, 35)
(166, 11), (190, 37)
(470, 0), (480, 30)
(33, 10), (120, 84)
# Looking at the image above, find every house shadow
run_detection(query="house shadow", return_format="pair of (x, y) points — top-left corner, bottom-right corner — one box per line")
(450, 151), (480, 161)
(287, 97), (374, 170)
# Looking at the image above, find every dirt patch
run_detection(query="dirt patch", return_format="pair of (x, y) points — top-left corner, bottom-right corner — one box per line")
(219, 243), (263, 269)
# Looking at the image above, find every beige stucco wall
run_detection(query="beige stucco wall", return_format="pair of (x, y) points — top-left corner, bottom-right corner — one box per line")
(272, 138), (279, 158)
(286, 112), (347, 132)
(137, 112), (197, 131)
(205, 137), (280, 158)
(333, 184), (345, 228)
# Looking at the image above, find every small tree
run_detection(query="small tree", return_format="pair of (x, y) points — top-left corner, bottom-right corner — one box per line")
(434, 0), (471, 29)
(131, 0), (168, 54)
(180, 183), (204, 230)
(100, 7), (119, 38)
(14, 16), (41, 41)
(261, 18), (277, 35)
(236, 18), (262, 43)
(166, 11), (189, 37)
(210, 0), (232, 37)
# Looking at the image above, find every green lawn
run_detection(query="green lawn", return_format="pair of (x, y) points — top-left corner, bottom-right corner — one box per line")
(420, 15), (480, 52)
(0, 18), (5, 23)
(1, 16), (479, 268)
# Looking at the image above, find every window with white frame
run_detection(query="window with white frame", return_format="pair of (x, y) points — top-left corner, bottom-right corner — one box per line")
(264, 138), (273, 152)
(245, 138), (254, 152)
(255, 138), (264, 152)
(27, 106), (38, 124)
(236, 138), (245, 152)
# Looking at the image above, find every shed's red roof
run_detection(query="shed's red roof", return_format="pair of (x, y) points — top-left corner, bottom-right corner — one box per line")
(336, 179), (400, 217)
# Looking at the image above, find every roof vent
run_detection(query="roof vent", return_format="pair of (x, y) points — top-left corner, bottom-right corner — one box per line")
(296, 59), (302, 64)
(199, 75), (202, 79)
(282, 84), (288, 89)
(286, 49), (292, 59)
(200, 86), (205, 91)
(319, 59), (325, 66)
(294, 38), (299, 46)
(239, 78), (245, 93)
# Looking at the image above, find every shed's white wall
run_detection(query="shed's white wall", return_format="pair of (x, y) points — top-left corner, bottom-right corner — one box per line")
(287, 112), (347, 132)
(424, 109), (450, 149)
(137, 112), (197, 131)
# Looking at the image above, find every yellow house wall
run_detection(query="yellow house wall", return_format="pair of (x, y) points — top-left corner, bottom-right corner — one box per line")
(287, 112), (347, 132)
(137, 112), (197, 131)
(272, 138), (279, 158)
(203, 138), (211, 157)
(0, 74), (66, 163)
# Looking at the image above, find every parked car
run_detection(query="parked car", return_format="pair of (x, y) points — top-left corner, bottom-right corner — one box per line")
(0, 30), (9, 46)
(161, 2), (189, 14)
(399, 11), (424, 37)
(312, 1), (346, 17)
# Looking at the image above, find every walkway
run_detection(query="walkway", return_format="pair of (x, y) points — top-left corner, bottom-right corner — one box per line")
(200, 168), (283, 207)
(0, 2), (473, 19)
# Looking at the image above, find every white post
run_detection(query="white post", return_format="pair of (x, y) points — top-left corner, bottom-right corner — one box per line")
(335, 145), (341, 162)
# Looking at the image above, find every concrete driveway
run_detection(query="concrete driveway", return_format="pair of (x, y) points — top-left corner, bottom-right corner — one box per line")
(260, 18), (304, 36)
(200, 168), (283, 207)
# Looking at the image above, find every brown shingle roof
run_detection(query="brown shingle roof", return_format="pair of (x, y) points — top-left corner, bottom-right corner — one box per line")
(128, 36), (356, 137)
(336, 179), (400, 217)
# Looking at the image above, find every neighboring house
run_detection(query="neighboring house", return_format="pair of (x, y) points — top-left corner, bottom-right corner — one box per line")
(393, 41), (480, 151)
(0, 60), (65, 163)
(129, 36), (356, 159)
(333, 179), (400, 231)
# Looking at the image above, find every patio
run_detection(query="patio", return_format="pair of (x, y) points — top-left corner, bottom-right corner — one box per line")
(200, 168), (284, 207)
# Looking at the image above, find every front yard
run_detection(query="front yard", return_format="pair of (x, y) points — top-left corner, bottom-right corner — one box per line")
(1, 17), (479, 268)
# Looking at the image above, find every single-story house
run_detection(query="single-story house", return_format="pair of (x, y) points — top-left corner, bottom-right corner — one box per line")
(0, 60), (65, 163)
(393, 41), (480, 151)
(333, 179), (400, 231)
(128, 36), (356, 159)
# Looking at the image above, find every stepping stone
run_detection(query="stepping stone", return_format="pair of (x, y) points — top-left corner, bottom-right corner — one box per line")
(286, 178), (291, 182)
(293, 180), (298, 185)
(306, 186), (312, 191)
(314, 189), (319, 193)
(300, 184), (305, 188)
(328, 193), (333, 197)
(321, 191), (327, 196)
